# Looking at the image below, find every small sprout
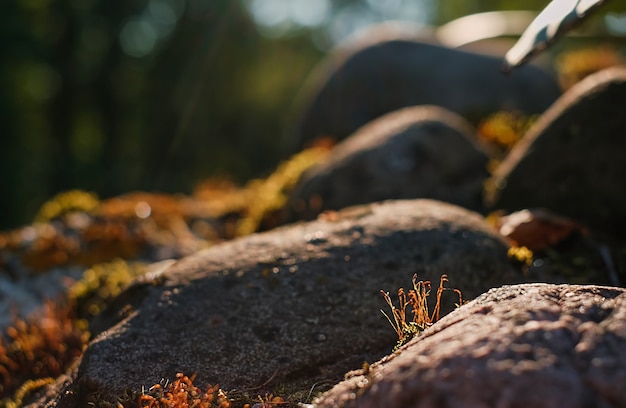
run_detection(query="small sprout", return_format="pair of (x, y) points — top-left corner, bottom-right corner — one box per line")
(381, 274), (462, 350)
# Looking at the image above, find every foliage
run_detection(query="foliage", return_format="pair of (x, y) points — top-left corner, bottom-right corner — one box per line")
(381, 274), (462, 351)
(0, 0), (322, 231)
(0, 300), (89, 401)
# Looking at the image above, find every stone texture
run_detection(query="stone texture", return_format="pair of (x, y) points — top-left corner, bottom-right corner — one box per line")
(486, 67), (626, 236)
(314, 283), (626, 408)
(288, 106), (490, 220)
(288, 23), (560, 152)
(48, 199), (523, 406)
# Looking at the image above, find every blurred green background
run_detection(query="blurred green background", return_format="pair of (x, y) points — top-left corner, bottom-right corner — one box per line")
(1, 0), (624, 230)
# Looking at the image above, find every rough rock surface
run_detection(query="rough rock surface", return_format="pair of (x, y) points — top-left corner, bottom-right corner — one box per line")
(289, 106), (490, 220)
(47, 199), (523, 406)
(314, 283), (626, 408)
(289, 23), (560, 152)
(487, 67), (626, 236)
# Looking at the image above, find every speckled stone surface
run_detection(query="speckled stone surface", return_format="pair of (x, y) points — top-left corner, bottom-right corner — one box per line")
(314, 283), (626, 408)
(43, 199), (523, 406)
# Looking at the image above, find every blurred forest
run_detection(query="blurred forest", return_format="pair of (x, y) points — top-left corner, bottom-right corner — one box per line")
(1, 0), (625, 230)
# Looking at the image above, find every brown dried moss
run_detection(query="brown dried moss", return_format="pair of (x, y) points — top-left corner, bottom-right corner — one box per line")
(0, 300), (89, 401)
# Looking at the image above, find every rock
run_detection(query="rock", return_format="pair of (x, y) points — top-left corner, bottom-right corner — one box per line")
(288, 23), (560, 152)
(486, 67), (626, 236)
(313, 283), (626, 408)
(47, 200), (523, 406)
(289, 106), (490, 220)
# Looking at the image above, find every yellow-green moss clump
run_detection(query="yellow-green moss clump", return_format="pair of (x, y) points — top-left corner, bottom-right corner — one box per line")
(508, 245), (534, 267)
(34, 190), (100, 223)
(1, 377), (55, 408)
(236, 146), (330, 236)
(68, 259), (147, 317)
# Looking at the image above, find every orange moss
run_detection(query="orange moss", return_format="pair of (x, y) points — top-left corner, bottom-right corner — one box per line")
(138, 373), (231, 408)
(557, 46), (624, 89)
(19, 217), (147, 271)
(243, 394), (285, 408)
(0, 300), (89, 400)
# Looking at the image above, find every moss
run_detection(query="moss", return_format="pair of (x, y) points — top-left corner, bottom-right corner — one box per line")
(68, 259), (147, 318)
(135, 373), (231, 408)
(0, 301), (89, 401)
(0, 377), (55, 408)
(381, 274), (462, 351)
(477, 111), (537, 165)
(34, 190), (100, 224)
(235, 146), (330, 236)
(508, 245), (534, 267)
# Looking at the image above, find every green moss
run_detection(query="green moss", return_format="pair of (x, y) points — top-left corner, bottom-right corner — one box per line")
(236, 146), (330, 236)
(0, 377), (55, 408)
(68, 259), (147, 318)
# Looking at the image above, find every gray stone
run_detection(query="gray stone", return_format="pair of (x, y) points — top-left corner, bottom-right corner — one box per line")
(48, 199), (522, 406)
(314, 283), (626, 408)
(288, 23), (560, 152)
(289, 106), (490, 220)
(486, 67), (626, 236)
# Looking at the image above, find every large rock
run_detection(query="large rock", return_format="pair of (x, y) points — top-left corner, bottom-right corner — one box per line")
(288, 23), (561, 152)
(47, 200), (522, 406)
(486, 67), (626, 236)
(314, 283), (626, 408)
(289, 106), (490, 220)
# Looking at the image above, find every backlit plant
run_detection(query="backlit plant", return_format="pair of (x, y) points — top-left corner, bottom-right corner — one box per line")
(381, 274), (462, 351)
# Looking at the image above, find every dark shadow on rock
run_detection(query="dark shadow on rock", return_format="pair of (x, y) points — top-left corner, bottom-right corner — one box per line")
(486, 67), (626, 238)
(288, 106), (490, 220)
(288, 23), (561, 153)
